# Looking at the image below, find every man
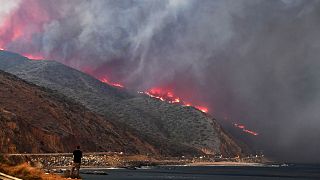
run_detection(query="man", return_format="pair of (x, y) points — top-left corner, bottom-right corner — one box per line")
(71, 146), (82, 177)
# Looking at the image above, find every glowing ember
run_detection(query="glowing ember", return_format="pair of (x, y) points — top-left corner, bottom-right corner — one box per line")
(195, 106), (208, 113)
(243, 129), (259, 136)
(234, 123), (259, 136)
(100, 77), (124, 88)
(144, 88), (209, 113)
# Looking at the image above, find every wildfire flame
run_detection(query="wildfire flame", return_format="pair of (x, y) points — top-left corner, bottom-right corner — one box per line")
(144, 88), (181, 103)
(100, 77), (124, 88)
(234, 123), (259, 136)
(23, 54), (45, 60)
(194, 106), (208, 113)
(0, 47), (44, 60)
(143, 88), (209, 113)
(0, 0), (51, 61)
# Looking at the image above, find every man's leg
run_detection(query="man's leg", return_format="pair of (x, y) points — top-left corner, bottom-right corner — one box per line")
(75, 163), (81, 177)
(71, 165), (75, 176)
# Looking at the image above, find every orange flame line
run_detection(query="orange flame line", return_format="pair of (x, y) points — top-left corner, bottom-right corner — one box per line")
(144, 88), (209, 113)
(100, 78), (124, 88)
(234, 123), (259, 136)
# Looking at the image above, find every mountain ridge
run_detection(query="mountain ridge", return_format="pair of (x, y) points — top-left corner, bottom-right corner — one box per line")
(0, 50), (246, 157)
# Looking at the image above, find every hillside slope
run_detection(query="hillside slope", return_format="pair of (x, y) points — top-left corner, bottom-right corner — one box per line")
(0, 70), (160, 154)
(0, 50), (245, 157)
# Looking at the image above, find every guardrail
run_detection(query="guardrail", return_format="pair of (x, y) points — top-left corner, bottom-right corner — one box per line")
(0, 172), (22, 180)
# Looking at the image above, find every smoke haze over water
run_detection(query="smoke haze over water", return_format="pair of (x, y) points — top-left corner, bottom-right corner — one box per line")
(1, 0), (320, 163)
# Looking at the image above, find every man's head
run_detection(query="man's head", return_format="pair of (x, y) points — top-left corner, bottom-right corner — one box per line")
(77, 145), (80, 149)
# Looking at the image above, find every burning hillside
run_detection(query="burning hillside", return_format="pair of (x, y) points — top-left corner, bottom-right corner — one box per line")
(1, 47), (258, 137)
(23, 53), (44, 60)
(141, 88), (209, 113)
(0, 0), (214, 120)
(100, 77), (124, 88)
(0, 50), (247, 157)
(99, 78), (209, 114)
(234, 123), (259, 136)
(0, 47), (44, 60)
(99, 77), (259, 136)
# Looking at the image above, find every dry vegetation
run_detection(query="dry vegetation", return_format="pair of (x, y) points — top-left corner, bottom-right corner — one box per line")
(0, 163), (69, 180)
(0, 155), (67, 180)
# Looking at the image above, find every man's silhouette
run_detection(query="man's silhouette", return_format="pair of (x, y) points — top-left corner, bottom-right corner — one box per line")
(71, 146), (82, 177)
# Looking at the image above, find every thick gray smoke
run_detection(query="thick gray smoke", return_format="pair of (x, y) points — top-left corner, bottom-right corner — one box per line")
(1, 0), (320, 163)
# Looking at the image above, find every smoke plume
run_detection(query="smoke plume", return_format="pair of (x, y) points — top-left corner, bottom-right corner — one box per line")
(1, 0), (320, 163)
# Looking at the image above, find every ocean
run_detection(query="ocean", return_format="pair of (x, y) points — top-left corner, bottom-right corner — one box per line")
(79, 164), (320, 180)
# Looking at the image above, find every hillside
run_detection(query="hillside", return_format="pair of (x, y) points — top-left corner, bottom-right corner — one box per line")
(0, 50), (245, 157)
(0, 70), (161, 154)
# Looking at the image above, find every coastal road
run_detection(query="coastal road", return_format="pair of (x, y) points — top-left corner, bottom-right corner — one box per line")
(6, 152), (119, 156)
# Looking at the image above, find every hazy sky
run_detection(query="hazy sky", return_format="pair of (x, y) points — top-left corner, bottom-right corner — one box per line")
(1, 0), (320, 163)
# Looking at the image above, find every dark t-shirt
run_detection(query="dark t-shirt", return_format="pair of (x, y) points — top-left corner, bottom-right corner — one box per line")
(73, 149), (82, 163)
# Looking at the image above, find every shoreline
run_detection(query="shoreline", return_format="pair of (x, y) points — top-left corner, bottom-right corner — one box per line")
(4, 153), (269, 172)
(52, 161), (267, 170)
(186, 161), (265, 167)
